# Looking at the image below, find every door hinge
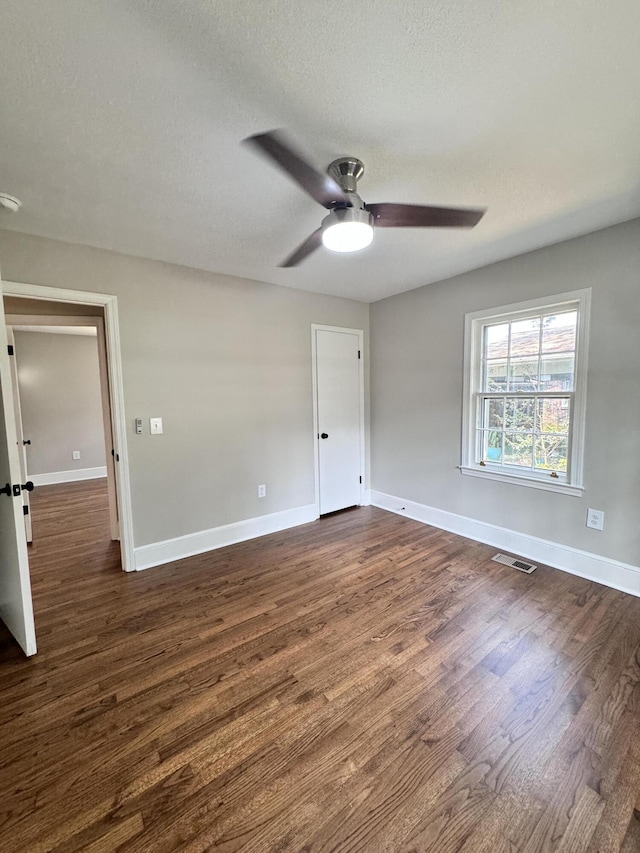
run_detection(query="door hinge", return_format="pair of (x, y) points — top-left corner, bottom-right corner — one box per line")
(23, 505), (29, 516)
(358, 350), (361, 359)
(359, 475), (362, 484)
(7, 344), (14, 356)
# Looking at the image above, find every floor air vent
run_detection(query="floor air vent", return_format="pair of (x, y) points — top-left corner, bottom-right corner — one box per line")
(492, 553), (537, 574)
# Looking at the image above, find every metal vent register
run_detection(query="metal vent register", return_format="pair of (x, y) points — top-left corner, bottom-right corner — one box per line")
(492, 553), (537, 574)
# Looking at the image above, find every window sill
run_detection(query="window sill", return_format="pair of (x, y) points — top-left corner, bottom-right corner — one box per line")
(459, 465), (585, 497)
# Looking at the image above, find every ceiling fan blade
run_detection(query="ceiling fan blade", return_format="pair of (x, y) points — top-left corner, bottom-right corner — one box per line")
(279, 228), (324, 267)
(365, 203), (485, 229)
(245, 130), (349, 209)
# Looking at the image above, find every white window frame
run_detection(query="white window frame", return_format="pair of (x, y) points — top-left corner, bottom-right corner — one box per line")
(461, 288), (591, 496)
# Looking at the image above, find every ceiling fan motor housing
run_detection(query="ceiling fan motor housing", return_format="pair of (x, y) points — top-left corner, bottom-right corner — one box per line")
(328, 157), (365, 195)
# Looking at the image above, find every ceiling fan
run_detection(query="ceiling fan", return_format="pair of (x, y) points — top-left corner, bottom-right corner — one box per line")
(244, 130), (486, 267)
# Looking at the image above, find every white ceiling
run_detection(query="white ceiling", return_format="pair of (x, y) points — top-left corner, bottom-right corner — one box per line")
(2, 1), (639, 303)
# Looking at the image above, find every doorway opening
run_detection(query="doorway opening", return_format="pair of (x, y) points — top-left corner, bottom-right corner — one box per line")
(5, 312), (119, 550)
(5, 314), (121, 580)
(0, 280), (134, 656)
(1, 282), (133, 574)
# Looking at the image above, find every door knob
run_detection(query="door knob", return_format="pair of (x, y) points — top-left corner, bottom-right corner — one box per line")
(11, 482), (34, 497)
(320, 433), (329, 439)
(1, 482), (33, 497)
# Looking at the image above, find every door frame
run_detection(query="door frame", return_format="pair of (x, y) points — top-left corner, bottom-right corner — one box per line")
(2, 280), (135, 572)
(311, 324), (365, 517)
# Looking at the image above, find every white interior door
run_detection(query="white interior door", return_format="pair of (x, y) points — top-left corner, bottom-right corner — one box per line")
(6, 327), (32, 541)
(314, 326), (363, 515)
(0, 292), (36, 656)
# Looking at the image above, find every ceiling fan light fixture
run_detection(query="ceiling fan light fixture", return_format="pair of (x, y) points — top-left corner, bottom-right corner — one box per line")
(321, 207), (374, 253)
(245, 131), (485, 266)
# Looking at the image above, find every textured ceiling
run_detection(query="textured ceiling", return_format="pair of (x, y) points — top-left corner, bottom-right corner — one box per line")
(1, 1), (639, 302)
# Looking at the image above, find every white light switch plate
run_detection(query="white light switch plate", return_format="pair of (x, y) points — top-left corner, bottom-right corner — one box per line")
(149, 417), (163, 435)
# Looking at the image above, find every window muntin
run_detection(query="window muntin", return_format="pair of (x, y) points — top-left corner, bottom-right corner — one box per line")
(462, 291), (589, 494)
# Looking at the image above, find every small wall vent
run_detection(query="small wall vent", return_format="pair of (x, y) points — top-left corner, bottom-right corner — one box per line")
(492, 553), (537, 574)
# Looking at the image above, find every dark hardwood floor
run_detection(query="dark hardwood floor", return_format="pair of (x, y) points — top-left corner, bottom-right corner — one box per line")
(1, 480), (640, 851)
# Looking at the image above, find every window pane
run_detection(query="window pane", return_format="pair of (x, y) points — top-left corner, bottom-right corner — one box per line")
(484, 323), (509, 359)
(508, 358), (539, 391)
(534, 436), (568, 472)
(483, 430), (503, 462)
(505, 398), (535, 432)
(504, 433), (533, 467)
(484, 360), (508, 391)
(484, 398), (504, 428)
(510, 317), (540, 357)
(536, 398), (570, 434)
(542, 311), (577, 354)
(540, 354), (574, 391)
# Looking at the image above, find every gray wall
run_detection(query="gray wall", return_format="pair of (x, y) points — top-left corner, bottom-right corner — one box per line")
(13, 330), (106, 476)
(370, 218), (640, 567)
(4, 220), (636, 567)
(0, 230), (370, 548)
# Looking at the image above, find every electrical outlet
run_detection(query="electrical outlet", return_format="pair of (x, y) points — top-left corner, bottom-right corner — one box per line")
(72, 450), (81, 460)
(258, 484), (266, 498)
(586, 508), (604, 531)
(149, 417), (163, 435)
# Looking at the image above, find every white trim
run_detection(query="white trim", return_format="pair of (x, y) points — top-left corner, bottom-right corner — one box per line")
(7, 314), (101, 326)
(1, 281), (135, 572)
(459, 465), (585, 496)
(9, 324), (97, 336)
(461, 288), (591, 493)
(135, 503), (317, 571)
(311, 324), (366, 516)
(31, 467), (107, 486)
(463, 288), (592, 323)
(371, 490), (640, 598)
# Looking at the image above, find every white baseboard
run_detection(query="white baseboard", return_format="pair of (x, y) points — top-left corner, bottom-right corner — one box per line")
(371, 490), (640, 598)
(31, 466), (108, 486)
(135, 503), (318, 571)
(362, 489), (372, 506)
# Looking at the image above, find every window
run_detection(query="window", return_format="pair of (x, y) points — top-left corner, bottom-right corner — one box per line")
(461, 289), (590, 495)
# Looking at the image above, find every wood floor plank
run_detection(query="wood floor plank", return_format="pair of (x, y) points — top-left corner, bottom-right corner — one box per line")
(554, 785), (605, 853)
(398, 761), (496, 852)
(2, 479), (640, 851)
